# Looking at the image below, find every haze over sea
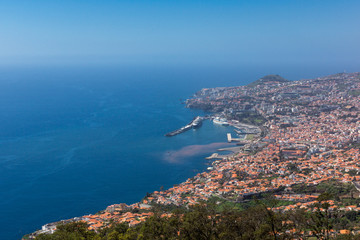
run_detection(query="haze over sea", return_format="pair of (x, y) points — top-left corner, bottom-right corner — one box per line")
(0, 64), (358, 240)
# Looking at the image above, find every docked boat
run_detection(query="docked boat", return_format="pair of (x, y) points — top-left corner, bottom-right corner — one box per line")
(165, 116), (204, 137)
(213, 117), (229, 126)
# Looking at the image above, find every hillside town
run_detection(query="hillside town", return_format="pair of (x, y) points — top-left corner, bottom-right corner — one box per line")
(27, 72), (360, 239)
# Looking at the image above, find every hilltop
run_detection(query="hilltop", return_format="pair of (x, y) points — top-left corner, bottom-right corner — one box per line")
(247, 74), (289, 88)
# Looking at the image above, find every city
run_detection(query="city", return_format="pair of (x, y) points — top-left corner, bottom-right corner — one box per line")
(28, 72), (360, 239)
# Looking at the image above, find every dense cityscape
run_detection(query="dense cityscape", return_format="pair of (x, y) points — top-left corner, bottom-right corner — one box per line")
(27, 72), (360, 239)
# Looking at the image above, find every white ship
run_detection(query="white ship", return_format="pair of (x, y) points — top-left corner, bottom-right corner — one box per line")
(213, 117), (229, 126)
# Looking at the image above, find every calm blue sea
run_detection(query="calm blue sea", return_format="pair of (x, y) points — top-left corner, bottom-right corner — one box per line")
(0, 64), (351, 239)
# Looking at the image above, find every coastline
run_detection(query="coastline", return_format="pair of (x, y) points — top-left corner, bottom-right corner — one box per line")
(25, 72), (360, 239)
(10, 76), (236, 240)
(26, 117), (258, 239)
(25, 118), (248, 239)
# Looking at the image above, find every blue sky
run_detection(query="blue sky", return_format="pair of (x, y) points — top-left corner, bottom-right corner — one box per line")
(0, 0), (359, 67)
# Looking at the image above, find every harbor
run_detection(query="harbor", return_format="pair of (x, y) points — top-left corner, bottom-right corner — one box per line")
(203, 118), (263, 161)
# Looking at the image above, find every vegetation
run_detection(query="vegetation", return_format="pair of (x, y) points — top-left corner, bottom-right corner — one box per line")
(35, 199), (360, 239)
(35, 222), (97, 240)
(33, 181), (360, 239)
(349, 90), (360, 97)
(230, 112), (267, 126)
(245, 134), (255, 141)
(292, 180), (356, 197)
(247, 75), (289, 88)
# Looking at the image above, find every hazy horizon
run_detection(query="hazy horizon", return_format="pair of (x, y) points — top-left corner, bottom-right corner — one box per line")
(1, 0), (359, 68)
(1, 2), (360, 239)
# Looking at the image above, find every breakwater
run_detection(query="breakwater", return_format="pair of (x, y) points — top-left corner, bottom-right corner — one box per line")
(165, 116), (204, 137)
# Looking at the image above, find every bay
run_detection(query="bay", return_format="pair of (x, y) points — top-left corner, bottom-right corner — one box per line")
(0, 64), (350, 239)
(0, 66), (244, 239)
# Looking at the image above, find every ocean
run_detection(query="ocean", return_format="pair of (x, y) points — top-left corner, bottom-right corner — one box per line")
(0, 64), (351, 239)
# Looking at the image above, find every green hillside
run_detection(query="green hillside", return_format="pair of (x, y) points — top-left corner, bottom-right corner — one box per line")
(248, 75), (289, 87)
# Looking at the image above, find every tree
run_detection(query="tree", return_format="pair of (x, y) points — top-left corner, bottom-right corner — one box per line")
(35, 221), (96, 240)
(307, 192), (337, 240)
(138, 214), (177, 240)
(99, 222), (129, 239)
(180, 204), (219, 240)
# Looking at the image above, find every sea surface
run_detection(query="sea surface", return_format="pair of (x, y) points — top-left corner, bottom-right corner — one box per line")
(0, 64), (353, 239)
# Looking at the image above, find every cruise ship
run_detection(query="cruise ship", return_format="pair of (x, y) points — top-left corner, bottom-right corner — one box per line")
(213, 117), (229, 126)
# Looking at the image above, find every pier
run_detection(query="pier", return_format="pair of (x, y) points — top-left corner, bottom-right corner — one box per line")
(227, 133), (242, 142)
(165, 116), (204, 137)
